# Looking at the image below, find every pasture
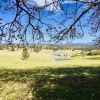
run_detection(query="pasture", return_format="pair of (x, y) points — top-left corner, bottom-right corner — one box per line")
(0, 49), (100, 100)
(0, 49), (100, 69)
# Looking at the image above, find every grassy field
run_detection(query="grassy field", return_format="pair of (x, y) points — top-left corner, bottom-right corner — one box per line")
(0, 49), (100, 100)
(0, 49), (100, 69)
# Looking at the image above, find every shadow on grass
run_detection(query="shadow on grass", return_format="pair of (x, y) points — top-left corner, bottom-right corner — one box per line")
(0, 66), (100, 100)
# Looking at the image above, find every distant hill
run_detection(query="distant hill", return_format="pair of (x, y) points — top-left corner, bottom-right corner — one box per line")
(43, 43), (93, 47)
(0, 42), (93, 47)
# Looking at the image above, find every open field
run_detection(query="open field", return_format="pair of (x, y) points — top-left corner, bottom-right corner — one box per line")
(0, 49), (100, 69)
(0, 49), (100, 100)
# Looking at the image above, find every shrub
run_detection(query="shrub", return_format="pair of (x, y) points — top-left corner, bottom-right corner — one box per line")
(87, 52), (93, 56)
(33, 46), (42, 53)
(11, 47), (15, 51)
(81, 50), (86, 56)
(71, 53), (79, 57)
(87, 50), (100, 56)
(53, 48), (58, 52)
(0, 46), (3, 50)
(92, 50), (100, 55)
(22, 47), (30, 60)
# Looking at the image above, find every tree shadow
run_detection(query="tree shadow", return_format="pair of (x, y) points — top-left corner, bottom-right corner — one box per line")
(0, 67), (100, 100)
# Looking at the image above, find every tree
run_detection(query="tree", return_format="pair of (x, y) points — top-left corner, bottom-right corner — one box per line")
(22, 47), (30, 60)
(0, 0), (100, 45)
(33, 46), (42, 53)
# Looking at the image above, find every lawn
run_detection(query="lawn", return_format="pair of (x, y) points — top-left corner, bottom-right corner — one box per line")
(0, 50), (100, 100)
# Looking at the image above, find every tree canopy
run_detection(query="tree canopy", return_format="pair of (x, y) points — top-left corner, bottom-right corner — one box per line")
(0, 0), (100, 45)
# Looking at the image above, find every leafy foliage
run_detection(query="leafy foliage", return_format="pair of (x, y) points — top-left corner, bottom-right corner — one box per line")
(87, 50), (100, 56)
(22, 47), (30, 60)
(11, 47), (15, 51)
(0, 0), (100, 44)
(33, 46), (42, 53)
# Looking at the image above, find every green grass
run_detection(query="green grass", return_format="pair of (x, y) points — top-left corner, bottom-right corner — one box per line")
(86, 57), (100, 60)
(0, 50), (100, 69)
(0, 67), (100, 100)
(0, 50), (100, 99)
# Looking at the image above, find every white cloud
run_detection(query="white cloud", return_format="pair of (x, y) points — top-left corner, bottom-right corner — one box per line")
(27, 0), (62, 11)
(28, 0), (53, 6)
(28, 0), (75, 6)
(27, 0), (75, 12)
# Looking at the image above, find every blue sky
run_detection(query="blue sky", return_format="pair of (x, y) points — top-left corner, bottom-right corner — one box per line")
(0, 0), (96, 44)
